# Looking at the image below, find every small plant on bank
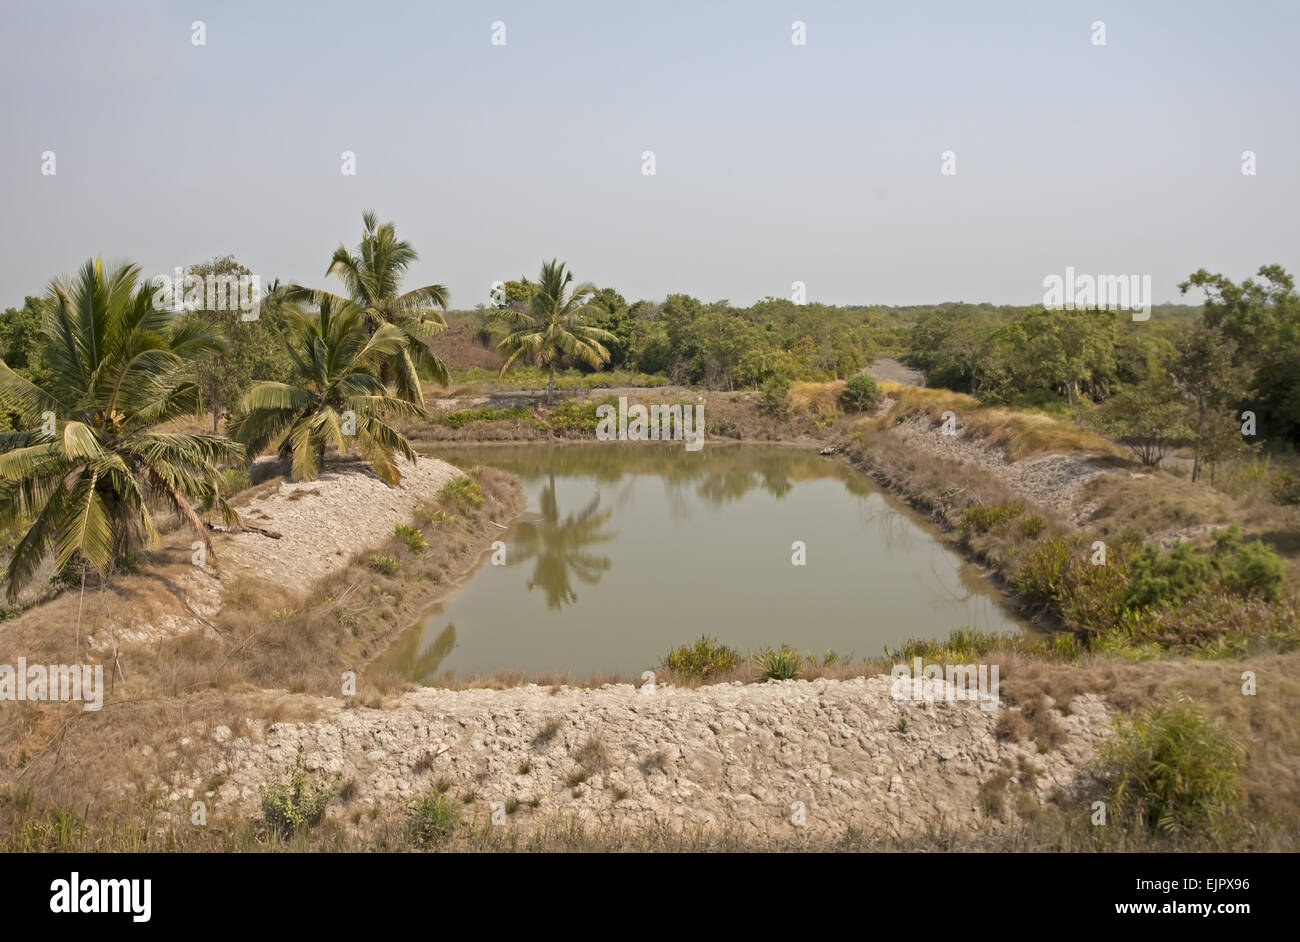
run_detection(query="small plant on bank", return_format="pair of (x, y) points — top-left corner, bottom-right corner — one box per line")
(440, 476), (485, 508)
(259, 747), (342, 837)
(408, 792), (459, 847)
(959, 501), (1024, 535)
(1018, 514), (1046, 539)
(367, 554), (400, 575)
(662, 635), (742, 681)
(754, 644), (801, 680)
(532, 716), (563, 748)
(394, 523), (428, 554)
(573, 735), (610, 773)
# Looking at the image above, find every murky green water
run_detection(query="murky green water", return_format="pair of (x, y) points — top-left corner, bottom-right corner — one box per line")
(373, 443), (1031, 682)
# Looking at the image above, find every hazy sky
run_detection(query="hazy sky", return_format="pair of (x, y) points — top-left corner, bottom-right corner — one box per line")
(2, 0), (1296, 310)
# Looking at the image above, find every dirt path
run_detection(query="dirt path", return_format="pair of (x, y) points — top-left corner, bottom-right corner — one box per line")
(866, 357), (926, 386)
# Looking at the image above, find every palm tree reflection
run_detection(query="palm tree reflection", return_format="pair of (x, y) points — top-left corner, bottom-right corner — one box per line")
(510, 473), (615, 609)
(396, 622), (456, 686)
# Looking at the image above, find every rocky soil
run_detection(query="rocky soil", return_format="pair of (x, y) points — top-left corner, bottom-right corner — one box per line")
(890, 416), (1114, 519)
(173, 674), (1109, 839)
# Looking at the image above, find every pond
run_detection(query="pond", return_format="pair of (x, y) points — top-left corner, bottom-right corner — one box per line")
(372, 443), (1033, 683)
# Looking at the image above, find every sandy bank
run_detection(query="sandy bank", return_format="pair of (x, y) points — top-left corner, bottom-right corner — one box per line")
(216, 456), (464, 592)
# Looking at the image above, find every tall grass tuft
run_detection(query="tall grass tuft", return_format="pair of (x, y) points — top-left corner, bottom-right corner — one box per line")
(662, 635), (742, 681)
(1097, 695), (1247, 837)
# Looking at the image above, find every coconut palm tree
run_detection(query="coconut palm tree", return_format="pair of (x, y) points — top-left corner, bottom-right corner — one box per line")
(228, 295), (425, 485)
(286, 211), (449, 405)
(0, 259), (242, 600)
(494, 260), (616, 404)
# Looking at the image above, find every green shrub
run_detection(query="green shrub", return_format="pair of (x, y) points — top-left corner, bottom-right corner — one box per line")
(959, 501), (1024, 535)
(259, 747), (341, 837)
(1212, 526), (1285, 601)
(1097, 696), (1246, 835)
(1124, 542), (1214, 610)
(1014, 535), (1075, 609)
(220, 467), (252, 495)
(662, 635), (742, 680)
(449, 367), (667, 391)
(408, 792), (459, 847)
(1123, 529), (1285, 611)
(840, 373), (881, 413)
(754, 644), (801, 680)
(1271, 470), (1300, 505)
(394, 524), (427, 554)
(544, 400), (604, 433)
(1018, 515), (1046, 539)
(439, 476), (485, 508)
(367, 554), (400, 575)
(758, 377), (790, 417)
(436, 406), (531, 428)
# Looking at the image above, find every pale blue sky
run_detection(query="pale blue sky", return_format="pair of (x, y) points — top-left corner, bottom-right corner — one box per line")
(1, 0), (1296, 308)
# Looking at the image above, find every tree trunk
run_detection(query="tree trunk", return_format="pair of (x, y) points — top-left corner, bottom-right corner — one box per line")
(547, 362), (556, 405)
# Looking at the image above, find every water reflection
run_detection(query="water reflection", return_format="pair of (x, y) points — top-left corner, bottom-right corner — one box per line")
(371, 443), (1035, 681)
(509, 472), (615, 609)
(383, 622), (457, 685)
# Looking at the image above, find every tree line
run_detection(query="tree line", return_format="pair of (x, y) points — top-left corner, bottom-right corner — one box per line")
(1, 206), (1295, 599)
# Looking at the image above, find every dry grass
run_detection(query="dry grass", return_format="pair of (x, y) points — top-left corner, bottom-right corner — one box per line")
(789, 380), (846, 416)
(873, 381), (1122, 460)
(1081, 471), (1279, 544)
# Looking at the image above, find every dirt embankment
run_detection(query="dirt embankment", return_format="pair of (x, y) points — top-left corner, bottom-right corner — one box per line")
(172, 674), (1110, 841)
(222, 457), (463, 592)
(884, 415), (1116, 520)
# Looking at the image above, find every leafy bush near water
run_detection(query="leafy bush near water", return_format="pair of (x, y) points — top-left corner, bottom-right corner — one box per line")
(435, 405), (533, 428)
(543, 398), (615, 433)
(959, 500), (1025, 536)
(662, 635), (742, 680)
(754, 644), (802, 680)
(1013, 526), (1286, 645)
(1126, 526), (1285, 609)
(439, 476), (485, 508)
